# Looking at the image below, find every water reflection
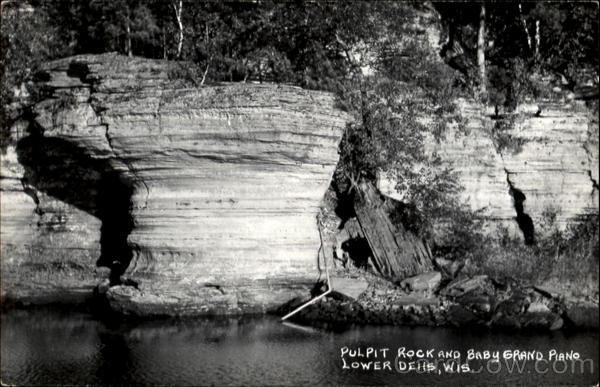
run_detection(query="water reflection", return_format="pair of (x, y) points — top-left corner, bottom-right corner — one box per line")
(1, 308), (598, 386)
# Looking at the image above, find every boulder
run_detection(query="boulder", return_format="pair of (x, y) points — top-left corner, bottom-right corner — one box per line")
(434, 258), (464, 278)
(399, 271), (442, 292)
(563, 301), (600, 329)
(491, 312), (522, 329)
(549, 316), (564, 331)
(494, 291), (531, 316)
(330, 276), (369, 300)
(455, 294), (492, 314)
(333, 218), (366, 266)
(527, 301), (551, 314)
(447, 305), (482, 326)
(440, 275), (492, 298)
(519, 301), (559, 329)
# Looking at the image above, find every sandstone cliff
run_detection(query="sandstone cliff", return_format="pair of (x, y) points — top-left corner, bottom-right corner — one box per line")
(379, 100), (599, 242)
(1, 54), (348, 315)
(2, 54), (597, 316)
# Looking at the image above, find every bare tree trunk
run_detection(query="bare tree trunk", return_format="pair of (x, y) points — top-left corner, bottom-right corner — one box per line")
(126, 10), (132, 57)
(242, 58), (249, 83)
(162, 28), (167, 59)
(335, 32), (361, 74)
(200, 61), (210, 85)
(534, 20), (540, 60)
(199, 24), (211, 85)
(172, 0), (184, 58)
(518, 3), (532, 51)
(477, 2), (487, 98)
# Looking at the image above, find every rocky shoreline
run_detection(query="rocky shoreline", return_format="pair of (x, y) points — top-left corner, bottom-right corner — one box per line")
(1, 55), (597, 327)
(276, 270), (599, 331)
(2, 264), (598, 331)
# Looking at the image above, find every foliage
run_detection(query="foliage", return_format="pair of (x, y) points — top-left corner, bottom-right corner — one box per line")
(4, 1), (596, 100)
(528, 2), (599, 86)
(330, 3), (469, 238)
(0, 2), (69, 148)
(487, 58), (532, 111)
(430, 205), (488, 260)
(488, 115), (526, 155)
(335, 72), (464, 238)
(1, 0), (468, 239)
(435, 2), (598, 107)
(87, 0), (160, 56)
(440, 213), (599, 287)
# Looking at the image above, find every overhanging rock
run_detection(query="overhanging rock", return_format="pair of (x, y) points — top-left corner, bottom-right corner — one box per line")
(1, 53), (349, 315)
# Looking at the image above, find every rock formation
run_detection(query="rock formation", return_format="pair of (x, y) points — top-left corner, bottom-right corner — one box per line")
(379, 100), (599, 242)
(352, 180), (433, 281)
(1, 53), (348, 315)
(2, 53), (597, 316)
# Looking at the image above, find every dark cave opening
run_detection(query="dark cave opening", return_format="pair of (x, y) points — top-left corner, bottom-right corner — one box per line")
(340, 237), (372, 269)
(16, 135), (135, 285)
(333, 190), (356, 230)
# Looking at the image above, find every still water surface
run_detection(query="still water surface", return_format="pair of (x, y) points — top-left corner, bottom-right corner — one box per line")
(1, 308), (598, 385)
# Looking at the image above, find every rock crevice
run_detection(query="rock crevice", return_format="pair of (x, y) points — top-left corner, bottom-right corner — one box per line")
(588, 170), (599, 192)
(504, 168), (535, 245)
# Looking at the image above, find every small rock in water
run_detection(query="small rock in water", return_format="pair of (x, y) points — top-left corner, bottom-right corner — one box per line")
(550, 316), (564, 331)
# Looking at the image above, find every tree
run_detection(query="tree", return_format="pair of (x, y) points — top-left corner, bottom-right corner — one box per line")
(436, 1), (598, 105)
(518, 3), (533, 54)
(528, 2), (598, 87)
(477, 3), (487, 98)
(88, 0), (158, 57)
(171, 0), (183, 58)
(1, 1), (68, 149)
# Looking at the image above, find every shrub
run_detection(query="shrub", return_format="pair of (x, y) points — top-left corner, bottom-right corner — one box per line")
(445, 214), (599, 286)
(335, 75), (467, 239)
(490, 117), (527, 155)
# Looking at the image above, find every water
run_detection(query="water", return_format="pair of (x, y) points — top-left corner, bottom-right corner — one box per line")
(1, 308), (598, 386)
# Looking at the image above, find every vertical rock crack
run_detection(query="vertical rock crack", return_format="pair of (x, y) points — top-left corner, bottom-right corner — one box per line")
(504, 168), (536, 245)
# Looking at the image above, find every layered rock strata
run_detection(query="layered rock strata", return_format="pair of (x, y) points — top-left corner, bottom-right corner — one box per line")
(1, 54), (348, 315)
(379, 100), (599, 241)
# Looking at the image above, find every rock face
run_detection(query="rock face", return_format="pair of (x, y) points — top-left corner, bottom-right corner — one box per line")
(1, 54), (348, 315)
(379, 101), (599, 241)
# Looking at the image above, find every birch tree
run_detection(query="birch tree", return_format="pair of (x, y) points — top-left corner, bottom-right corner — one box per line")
(476, 2), (487, 98)
(172, 0), (183, 58)
(518, 3), (532, 52)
